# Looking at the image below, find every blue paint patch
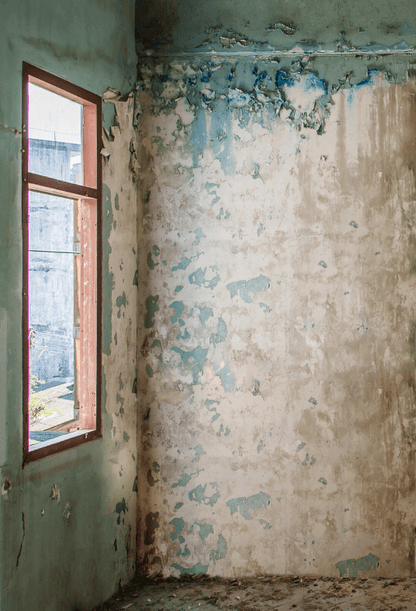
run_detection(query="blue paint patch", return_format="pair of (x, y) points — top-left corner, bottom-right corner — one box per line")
(296, 442), (306, 452)
(191, 109), (207, 167)
(275, 69), (294, 88)
(174, 502), (183, 510)
(254, 71), (267, 86)
(318, 477), (328, 485)
(210, 102), (236, 175)
(172, 257), (193, 272)
(171, 346), (208, 384)
(304, 72), (327, 94)
(204, 181), (220, 193)
(308, 397), (317, 405)
(228, 88), (252, 109)
(170, 301), (185, 324)
(401, 21), (416, 35)
(302, 454), (309, 466)
(176, 545), (190, 557)
(259, 519), (272, 530)
(226, 275), (270, 303)
(193, 228), (206, 245)
(310, 456), (317, 466)
(189, 483), (220, 506)
(226, 491), (270, 520)
(205, 398), (220, 422)
(253, 379), (260, 396)
(176, 328), (190, 340)
(189, 267), (221, 289)
(210, 318), (227, 347)
(209, 534), (228, 564)
(216, 424), (230, 437)
(259, 302), (271, 313)
(214, 361), (235, 392)
(335, 553), (380, 577)
(318, 260), (327, 268)
(257, 222), (265, 235)
(169, 518), (185, 541)
(232, 249), (239, 254)
(171, 473), (193, 488)
(171, 562), (208, 576)
(193, 305), (213, 327)
(146, 363), (154, 378)
(116, 292), (127, 309)
(349, 220), (358, 228)
(191, 522), (213, 543)
(174, 285), (184, 293)
(191, 443), (206, 462)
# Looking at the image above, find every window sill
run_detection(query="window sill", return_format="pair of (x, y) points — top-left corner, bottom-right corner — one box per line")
(24, 428), (100, 465)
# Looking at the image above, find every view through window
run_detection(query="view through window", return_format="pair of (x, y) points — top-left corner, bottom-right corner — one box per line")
(23, 64), (102, 462)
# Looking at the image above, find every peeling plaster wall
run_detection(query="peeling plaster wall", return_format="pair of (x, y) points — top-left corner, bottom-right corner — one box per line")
(0, 2), (137, 610)
(136, 50), (416, 578)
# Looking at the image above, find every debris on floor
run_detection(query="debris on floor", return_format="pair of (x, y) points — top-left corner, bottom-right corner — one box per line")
(93, 574), (416, 610)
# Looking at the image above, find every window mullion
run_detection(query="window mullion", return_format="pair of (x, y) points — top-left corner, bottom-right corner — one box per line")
(27, 172), (98, 200)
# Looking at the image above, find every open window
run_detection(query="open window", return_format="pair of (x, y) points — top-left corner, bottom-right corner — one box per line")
(22, 63), (102, 463)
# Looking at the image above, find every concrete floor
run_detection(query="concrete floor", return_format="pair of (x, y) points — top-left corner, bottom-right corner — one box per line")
(93, 575), (416, 610)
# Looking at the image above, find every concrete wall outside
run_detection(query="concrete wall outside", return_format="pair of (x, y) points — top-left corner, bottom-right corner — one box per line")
(29, 140), (77, 385)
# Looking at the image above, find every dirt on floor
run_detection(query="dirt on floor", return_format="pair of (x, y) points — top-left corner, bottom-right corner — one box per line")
(93, 574), (416, 611)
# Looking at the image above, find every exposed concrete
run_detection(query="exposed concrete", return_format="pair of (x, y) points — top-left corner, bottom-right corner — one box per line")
(136, 56), (416, 578)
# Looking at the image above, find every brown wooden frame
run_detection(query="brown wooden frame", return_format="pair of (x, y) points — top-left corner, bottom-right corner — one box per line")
(22, 62), (102, 465)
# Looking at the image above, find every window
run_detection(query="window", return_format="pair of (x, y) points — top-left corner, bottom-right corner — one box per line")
(22, 63), (102, 463)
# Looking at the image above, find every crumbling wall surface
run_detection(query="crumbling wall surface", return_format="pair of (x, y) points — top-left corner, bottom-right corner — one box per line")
(4, 95), (139, 611)
(135, 0), (416, 56)
(136, 58), (416, 578)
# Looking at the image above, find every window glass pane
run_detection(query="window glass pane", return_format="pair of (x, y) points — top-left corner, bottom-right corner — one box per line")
(28, 191), (88, 448)
(28, 83), (83, 185)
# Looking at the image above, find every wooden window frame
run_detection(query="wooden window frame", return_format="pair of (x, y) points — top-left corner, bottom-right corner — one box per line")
(22, 62), (102, 464)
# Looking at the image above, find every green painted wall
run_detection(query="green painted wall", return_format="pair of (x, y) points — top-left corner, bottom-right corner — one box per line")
(136, 0), (416, 55)
(0, 2), (137, 610)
